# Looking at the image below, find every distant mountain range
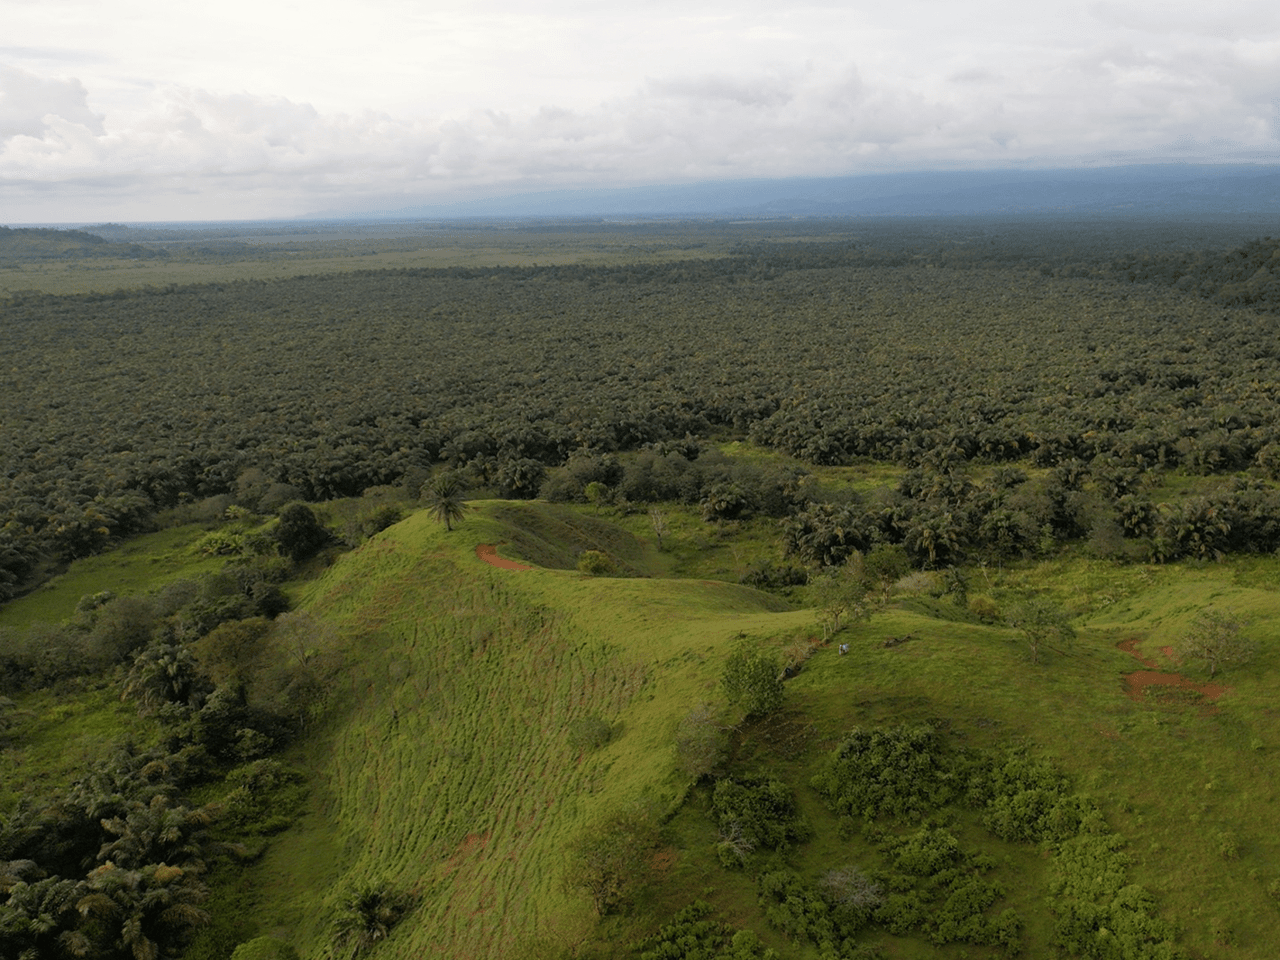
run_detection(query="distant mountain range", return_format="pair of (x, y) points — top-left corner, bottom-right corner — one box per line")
(320, 164), (1280, 221)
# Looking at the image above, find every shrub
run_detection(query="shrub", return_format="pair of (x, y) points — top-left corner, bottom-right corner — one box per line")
(576, 550), (615, 576)
(722, 650), (784, 719)
(967, 594), (1000, 622)
(675, 704), (728, 780)
(567, 714), (613, 753)
(711, 776), (811, 856)
(812, 726), (956, 821)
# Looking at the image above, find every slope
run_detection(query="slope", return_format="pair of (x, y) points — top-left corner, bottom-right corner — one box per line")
(243, 501), (808, 958)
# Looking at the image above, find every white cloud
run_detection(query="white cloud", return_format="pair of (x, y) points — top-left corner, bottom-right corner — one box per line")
(1, 1), (1278, 219)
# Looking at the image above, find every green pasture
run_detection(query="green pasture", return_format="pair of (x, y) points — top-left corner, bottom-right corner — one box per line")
(227, 499), (1280, 959)
(0, 523), (226, 630)
(0, 230), (734, 298)
(3, 493), (1279, 958)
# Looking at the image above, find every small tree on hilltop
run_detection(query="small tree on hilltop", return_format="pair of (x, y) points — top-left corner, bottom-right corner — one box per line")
(421, 473), (468, 531)
(1175, 608), (1255, 679)
(722, 650), (784, 719)
(1006, 595), (1075, 664)
(811, 560), (871, 641)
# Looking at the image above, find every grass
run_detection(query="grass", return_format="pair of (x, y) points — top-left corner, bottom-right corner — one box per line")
(222, 500), (1280, 958)
(0, 230), (737, 299)
(0, 523), (226, 630)
(0, 678), (157, 812)
(5, 492), (1280, 958)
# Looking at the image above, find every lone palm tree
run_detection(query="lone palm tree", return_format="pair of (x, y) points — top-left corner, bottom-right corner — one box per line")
(421, 474), (468, 531)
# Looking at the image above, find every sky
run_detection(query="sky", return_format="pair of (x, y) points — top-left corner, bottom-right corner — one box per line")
(2, 0), (1279, 222)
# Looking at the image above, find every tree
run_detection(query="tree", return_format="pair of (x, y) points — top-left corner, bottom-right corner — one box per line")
(810, 563), (870, 641)
(1006, 596), (1075, 664)
(1175, 608), (1255, 678)
(562, 810), (659, 915)
(122, 643), (208, 714)
(273, 504), (330, 563)
(330, 881), (414, 959)
(675, 703), (728, 780)
(421, 474), (468, 531)
(77, 861), (210, 960)
(649, 507), (669, 551)
(722, 650), (784, 718)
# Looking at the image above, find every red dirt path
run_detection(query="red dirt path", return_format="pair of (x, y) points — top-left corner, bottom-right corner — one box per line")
(1116, 636), (1226, 704)
(475, 543), (532, 571)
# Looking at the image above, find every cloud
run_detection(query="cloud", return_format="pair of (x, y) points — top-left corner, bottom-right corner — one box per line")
(2, 33), (1279, 221)
(0, 64), (103, 141)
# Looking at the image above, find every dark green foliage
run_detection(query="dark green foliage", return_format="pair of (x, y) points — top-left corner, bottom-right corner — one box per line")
(781, 502), (869, 568)
(631, 900), (779, 960)
(874, 826), (1019, 951)
(567, 713), (614, 753)
(811, 726), (956, 821)
(675, 704), (728, 780)
(1174, 607), (1256, 678)
(0, 743), (222, 960)
(122, 642), (211, 714)
(968, 747), (1105, 843)
(710, 776), (810, 866)
(495, 458), (547, 499)
(272, 504), (331, 562)
(7, 233), (1280, 591)
(1006, 595), (1076, 663)
(737, 560), (807, 592)
(342, 505), (402, 546)
(757, 870), (881, 958)
(721, 650), (784, 719)
(563, 810), (660, 915)
(330, 881), (414, 959)
(577, 550), (615, 576)
(1048, 834), (1185, 960)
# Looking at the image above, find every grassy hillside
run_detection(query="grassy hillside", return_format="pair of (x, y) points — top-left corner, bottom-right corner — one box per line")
(242, 503), (807, 958)
(3, 496), (1278, 959)
(218, 500), (1280, 960)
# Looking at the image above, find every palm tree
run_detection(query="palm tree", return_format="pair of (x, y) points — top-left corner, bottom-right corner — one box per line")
(77, 861), (210, 960)
(331, 882), (414, 959)
(420, 474), (468, 532)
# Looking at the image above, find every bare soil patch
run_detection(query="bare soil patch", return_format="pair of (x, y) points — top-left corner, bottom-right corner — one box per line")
(475, 543), (532, 571)
(1117, 636), (1226, 706)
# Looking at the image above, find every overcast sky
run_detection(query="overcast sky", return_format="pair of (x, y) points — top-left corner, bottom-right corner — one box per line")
(2, 0), (1279, 222)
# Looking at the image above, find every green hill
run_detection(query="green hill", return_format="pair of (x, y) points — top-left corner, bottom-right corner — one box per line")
(241, 504), (806, 958)
(219, 501), (1280, 960)
(4, 497), (1279, 959)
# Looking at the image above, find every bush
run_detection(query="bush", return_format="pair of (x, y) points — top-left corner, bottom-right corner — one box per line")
(563, 809), (660, 915)
(967, 594), (1000, 622)
(711, 776), (811, 857)
(567, 714), (613, 753)
(577, 550), (615, 576)
(812, 726), (955, 821)
(675, 704), (728, 780)
(722, 650), (784, 718)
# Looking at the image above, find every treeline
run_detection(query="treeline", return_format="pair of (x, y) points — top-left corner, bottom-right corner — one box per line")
(0, 509), (343, 959)
(0, 226), (165, 264)
(4, 236), (1280, 596)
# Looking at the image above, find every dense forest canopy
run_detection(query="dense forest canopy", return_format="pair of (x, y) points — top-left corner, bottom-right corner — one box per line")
(2, 225), (1280, 595)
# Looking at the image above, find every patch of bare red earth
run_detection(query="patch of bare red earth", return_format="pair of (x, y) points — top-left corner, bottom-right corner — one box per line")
(475, 543), (532, 571)
(1116, 636), (1226, 708)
